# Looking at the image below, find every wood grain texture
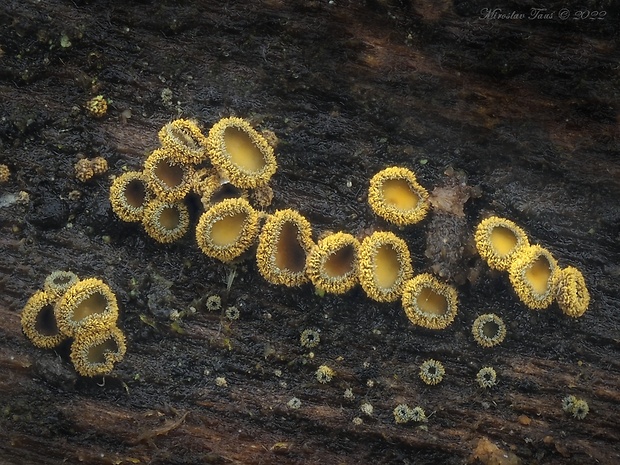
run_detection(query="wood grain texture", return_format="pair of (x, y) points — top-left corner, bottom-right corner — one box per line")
(1, 1), (619, 464)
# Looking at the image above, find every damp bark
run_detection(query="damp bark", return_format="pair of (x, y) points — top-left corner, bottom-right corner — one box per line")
(1, 1), (619, 464)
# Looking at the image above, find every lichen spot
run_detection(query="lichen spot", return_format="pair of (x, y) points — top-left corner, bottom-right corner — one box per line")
(211, 212), (247, 247)
(490, 226), (518, 256)
(275, 222), (306, 272)
(382, 178), (420, 210)
(72, 292), (108, 322)
(526, 256), (553, 295)
(324, 244), (356, 278)
(374, 244), (400, 289)
(154, 159), (184, 188)
(224, 127), (267, 172)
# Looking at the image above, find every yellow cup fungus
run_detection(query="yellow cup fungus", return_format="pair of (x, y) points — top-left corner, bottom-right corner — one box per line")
(22, 273), (126, 377)
(476, 367), (497, 389)
(206, 295), (222, 312)
(474, 216), (530, 271)
(86, 95), (107, 118)
(207, 117), (277, 188)
(75, 158), (94, 182)
(195, 197), (260, 263)
(142, 199), (190, 244)
(562, 394), (576, 413)
(256, 209), (315, 287)
(553, 266), (590, 318)
(419, 359), (445, 385)
(305, 232), (360, 295)
(158, 119), (209, 165)
(0, 164), (10, 183)
(509, 244), (558, 310)
(401, 273), (458, 330)
(54, 278), (119, 337)
(571, 399), (589, 420)
(44, 270), (80, 297)
(109, 171), (154, 222)
(472, 313), (506, 348)
(393, 404), (413, 424)
(300, 329), (321, 348)
(368, 166), (430, 226)
(196, 172), (248, 209)
(316, 365), (335, 384)
(21, 290), (67, 349)
(358, 231), (414, 302)
(562, 395), (589, 420)
(70, 325), (127, 377)
(91, 156), (108, 176)
(144, 148), (194, 202)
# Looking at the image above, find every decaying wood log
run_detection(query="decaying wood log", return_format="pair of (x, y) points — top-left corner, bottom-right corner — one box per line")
(1, 1), (619, 464)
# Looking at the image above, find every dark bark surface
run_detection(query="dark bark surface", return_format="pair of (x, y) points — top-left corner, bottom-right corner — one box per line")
(1, 1), (619, 464)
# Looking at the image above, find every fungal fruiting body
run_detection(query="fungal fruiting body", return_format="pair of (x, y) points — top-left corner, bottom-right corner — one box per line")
(409, 406), (427, 422)
(562, 395), (589, 420)
(360, 402), (374, 416)
(472, 313), (507, 348)
(158, 119), (209, 164)
(43, 270), (80, 297)
(225, 306), (240, 320)
(316, 365), (334, 384)
(144, 148), (194, 202)
(109, 171), (153, 222)
(197, 173), (248, 209)
(393, 404), (413, 424)
(207, 117), (277, 188)
(250, 184), (274, 208)
(206, 295), (222, 312)
(553, 266), (590, 318)
(21, 290), (66, 349)
(571, 399), (589, 420)
(358, 231), (414, 302)
(562, 395), (577, 413)
(91, 157), (108, 176)
(474, 216), (530, 271)
(419, 359), (445, 385)
(368, 166), (430, 226)
(142, 199), (190, 243)
(300, 329), (320, 348)
(76, 157), (109, 182)
(401, 273), (458, 329)
(305, 232), (360, 294)
(0, 164), (9, 183)
(75, 158), (94, 182)
(86, 95), (107, 118)
(477, 367), (497, 389)
(287, 397), (302, 409)
(509, 245), (558, 310)
(256, 209), (314, 287)
(196, 198), (260, 263)
(70, 325), (126, 377)
(54, 278), (119, 337)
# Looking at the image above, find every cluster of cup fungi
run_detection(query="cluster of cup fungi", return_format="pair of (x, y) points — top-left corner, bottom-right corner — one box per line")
(25, 114), (587, 422)
(21, 271), (126, 377)
(473, 216), (591, 417)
